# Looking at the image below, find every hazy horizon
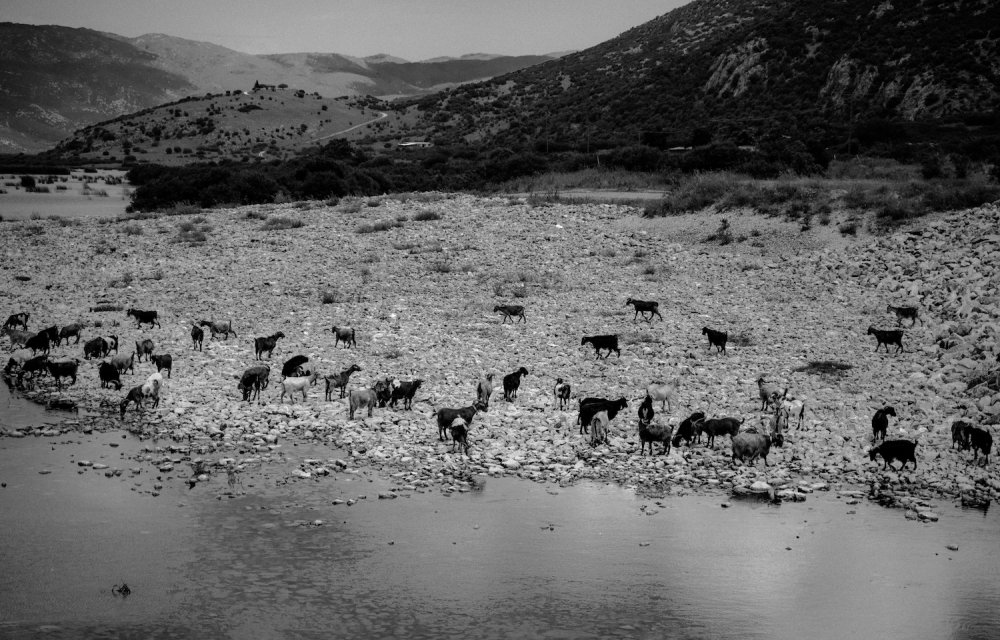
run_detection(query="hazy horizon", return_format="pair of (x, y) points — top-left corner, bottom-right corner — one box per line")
(3, 0), (690, 61)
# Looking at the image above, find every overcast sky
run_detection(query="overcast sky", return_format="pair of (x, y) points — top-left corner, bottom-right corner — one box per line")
(5, 0), (690, 60)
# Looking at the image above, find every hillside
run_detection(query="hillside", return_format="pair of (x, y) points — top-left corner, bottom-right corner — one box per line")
(390, 0), (1000, 153)
(0, 23), (556, 153)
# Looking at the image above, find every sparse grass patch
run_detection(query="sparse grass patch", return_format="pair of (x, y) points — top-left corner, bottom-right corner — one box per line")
(511, 284), (528, 298)
(339, 199), (364, 214)
(356, 219), (401, 234)
(492, 282), (505, 297)
(413, 209), (442, 221)
(839, 220), (859, 236)
(124, 223), (143, 236)
(396, 214), (409, 223)
(393, 241), (418, 251)
(366, 198), (382, 207)
(261, 216), (304, 231)
(630, 331), (665, 345)
(705, 218), (733, 245)
(643, 264), (657, 275)
(728, 329), (754, 347)
(794, 360), (853, 377)
(321, 288), (343, 304)
(245, 210), (268, 220)
(382, 347), (404, 359)
(177, 219), (210, 243)
(109, 271), (134, 288)
(428, 261), (452, 273)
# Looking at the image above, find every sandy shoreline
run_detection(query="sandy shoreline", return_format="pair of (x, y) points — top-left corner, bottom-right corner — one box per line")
(2, 193), (999, 516)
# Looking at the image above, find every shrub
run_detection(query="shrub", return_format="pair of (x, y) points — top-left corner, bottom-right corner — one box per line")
(429, 261), (451, 273)
(794, 360), (853, 377)
(838, 220), (859, 236)
(356, 219), (401, 233)
(705, 218), (733, 245)
(321, 289), (341, 304)
(261, 216), (304, 231)
(511, 284), (528, 298)
(729, 329), (754, 347)
(124, 223), (143, 236)
(245, 210), (268, 220)
(413, 209), (442, 221)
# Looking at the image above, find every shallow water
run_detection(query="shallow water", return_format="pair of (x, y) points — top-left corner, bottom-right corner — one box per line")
(1, 425), (999, 640)
(0, 380), (66, 431)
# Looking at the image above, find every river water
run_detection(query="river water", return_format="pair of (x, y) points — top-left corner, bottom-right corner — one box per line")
(1, 386), (999, 639)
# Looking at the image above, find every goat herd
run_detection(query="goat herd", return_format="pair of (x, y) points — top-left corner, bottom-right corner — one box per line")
(1, 299), (993, 472)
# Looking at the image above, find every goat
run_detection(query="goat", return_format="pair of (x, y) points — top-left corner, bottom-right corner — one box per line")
(126, 308), (160, 329)
(330, 326), (357, 349)
(965, 426), (993, 465)
(120, 385), (146, 419)
(281, 355), (310, 378)
(2, 327), (32, 350)
(646, 380), (678, 412)
(134, 339), (155, 363)
(577, 397), (628, 435)
(503, 367), (529, 401)
(150, 353), (173, 378)
(58, 322), (85, 346)
(887, 304), (922, 327)
(83, 337), (110, 360)
(111, 352), (135, 375)
(449, 417), (471, 455)
(756, 376), (785, 411)
(388, 379), (423, 410)
(278, 371), (319, 403)
(238, 364), (270, 402)
(348, 386), (379, 419)
(4, 312), (29, 331)
(869, 440), (917, 471)
(99, 361), (123, 390)
(25, 331), (50, 355)
(46, 358), (79, 390)
(278, 373), (319, 404)
(3, 348), (32, 375)
(476, 373), (494, 411)
(373, 377), (395, 407)
(590, 410), (610, 447)
(254, 331), (285, 360)
(694, 416), (743, 448)
(435, 401), (486, 441)
(639, 420), (674, 455)
(702, 327), (727, 354)
(637, 394), (655, 426)
(199, 319), (236, 340)
(553, 378), (571, 410)
(191, 324), (204, 351)
(872, 406), (896, 442)
(779, 396), (807, 430)
(581, 334), (620, 359)
(142, 372), (163, 409)
(625, 298), (662, 322)
(732, 432), (774, 466)
(672, 411), (706, 448)
(103, 335), (119, 354)
(867, 325), (904, 353)
(493, 305), (525, 324)
(324, 364), (362, 400)
(951, 420), (972, 450)
(17, 355), (48, 388)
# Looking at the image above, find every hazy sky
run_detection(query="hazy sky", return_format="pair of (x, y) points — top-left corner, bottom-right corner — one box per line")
(4, 0), (690, 60)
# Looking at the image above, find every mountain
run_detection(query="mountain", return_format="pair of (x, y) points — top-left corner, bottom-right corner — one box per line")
(0, 22), (556, 153)
(389, 0), (1000, 153)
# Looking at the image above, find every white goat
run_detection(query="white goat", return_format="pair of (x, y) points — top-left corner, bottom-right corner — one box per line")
(779, 395), (807, 430)
(646, 380), (679, 412)
(756, 376), (785, 411)
(278, 371), (319, 403)
(142, 371), (163, 409)
(348, 387), (378, 419)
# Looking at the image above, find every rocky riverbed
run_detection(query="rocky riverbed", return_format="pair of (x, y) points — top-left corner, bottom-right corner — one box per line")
(2, 194), (999, 516)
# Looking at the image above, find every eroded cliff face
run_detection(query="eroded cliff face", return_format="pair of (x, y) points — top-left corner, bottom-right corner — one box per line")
(705, 38), (769, 98)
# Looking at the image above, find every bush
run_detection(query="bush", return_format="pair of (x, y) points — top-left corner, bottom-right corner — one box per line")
(705, 218), (733, 245)
(428, 261), (451, 273)
(124, 223), (143, 236)
(261, 216), (304, 230)
(413, 209), (442, 221)
(356, 219), (401, 233)
(321, 289), (341, 304)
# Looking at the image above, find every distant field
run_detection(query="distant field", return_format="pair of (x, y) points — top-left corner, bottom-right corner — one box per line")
(0, 171), (129, 220)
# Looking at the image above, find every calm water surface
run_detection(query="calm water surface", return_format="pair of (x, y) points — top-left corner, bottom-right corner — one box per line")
(1, 398), (998, 639)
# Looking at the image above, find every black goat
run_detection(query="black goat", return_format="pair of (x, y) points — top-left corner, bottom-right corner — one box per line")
(577, 397), (628, 434)
(120, 385), (146, 419)
(887, 304), (922, 326)
(17, 355), (48, 388)
(104, 335), (119, 354)
(625, 298), (662, 322)
(867, 326), (904, 353)
(25, 331), (50, 355)
(872, 406), (896, 442)
(373, 377), (395, 407)
(4, 312), (29, 331)
(150, 354), (173, 378)
(46, 358), (79, 390)
(127, 308), (160, 329)
(238, 365), (271, 402)
(436, 401), (486, 441)
(553, 378), (571, 410)
(494, 305), (526, 324)
(83, 337), (110, 360)
(99, 361), (123, 390)
(869, 440), (917, 470)
(282, 355), (310, 378)
(254, 331), (285, 360)
(695, 417), (743, 448)
(58, 323), (85, 345)
(672, 411), (706, 448)
(581, 334), (620, 359)
(637, 394), (655, 425)
(191, 325), (204, 351)
(965, 426), (993, 465)
(330, 326), (357, 349)
(135, 339), (155, 363)
(449, 418), (471, 455)
(324, 364), (362, 400)
(702, 327), (727, 354)
(503, 367), (528, 401)
(388, 379), (423, 410)
(952, 420), (972, 450)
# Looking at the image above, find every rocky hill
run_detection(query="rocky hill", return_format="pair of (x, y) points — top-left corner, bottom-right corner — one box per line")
(394, 0), (1000, 151)
(0, 23), (555, 153)
(1, 194), (998, 516)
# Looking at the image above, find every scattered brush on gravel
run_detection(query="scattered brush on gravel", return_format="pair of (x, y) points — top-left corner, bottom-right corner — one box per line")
(356, 219), (402, 234)
(261, 216), (304, 231)
(794, 360), (853, 378)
